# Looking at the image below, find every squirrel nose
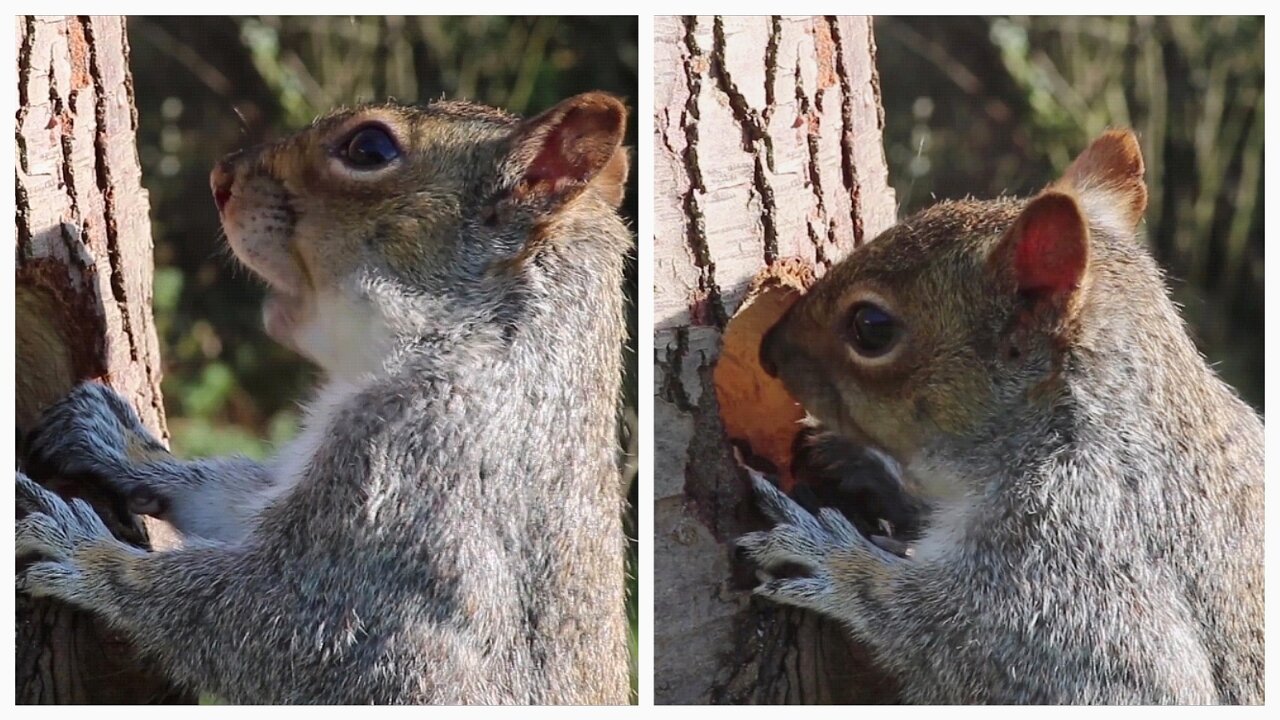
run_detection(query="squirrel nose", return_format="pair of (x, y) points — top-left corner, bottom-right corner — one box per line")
(210, 152), (242, 213)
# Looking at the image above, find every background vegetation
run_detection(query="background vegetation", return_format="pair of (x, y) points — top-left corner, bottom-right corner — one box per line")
(876, 16), (1263, 408)
(127, 15), (639, 692)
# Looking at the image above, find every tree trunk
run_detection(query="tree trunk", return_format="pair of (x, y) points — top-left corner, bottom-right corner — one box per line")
(653, 15), (898, 704)
(15, 14), (190, 704)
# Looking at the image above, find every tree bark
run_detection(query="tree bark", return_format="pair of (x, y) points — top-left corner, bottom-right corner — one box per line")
(654, 15), (898, 704)
(15, 14), (190, 704)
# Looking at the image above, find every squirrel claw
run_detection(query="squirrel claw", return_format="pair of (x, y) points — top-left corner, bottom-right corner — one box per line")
(755, 575), (835, 613)
(870, 534), (914, 559)
(742, 464), (815, 529)
(125, 489), (165, 517)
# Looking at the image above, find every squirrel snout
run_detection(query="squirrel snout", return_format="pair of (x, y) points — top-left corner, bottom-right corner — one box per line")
(210, 154), (241, 213)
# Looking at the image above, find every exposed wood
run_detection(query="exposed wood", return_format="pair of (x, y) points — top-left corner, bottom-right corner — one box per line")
(15, 14), (190, 704)
(653, 15), (898, 704)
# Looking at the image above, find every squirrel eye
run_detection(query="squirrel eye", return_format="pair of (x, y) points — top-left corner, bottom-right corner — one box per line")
(342, 125), (400, 169)
(846, 302), (898, 357)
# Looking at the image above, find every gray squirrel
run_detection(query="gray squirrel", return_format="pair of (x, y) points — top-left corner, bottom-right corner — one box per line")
(17, 92), (633, 704)
(741, 130), (1264, 704)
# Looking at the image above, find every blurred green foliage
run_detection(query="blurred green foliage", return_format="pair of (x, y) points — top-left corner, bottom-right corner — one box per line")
(876, 16), (1263, 408)
(128, 15), (638, 696)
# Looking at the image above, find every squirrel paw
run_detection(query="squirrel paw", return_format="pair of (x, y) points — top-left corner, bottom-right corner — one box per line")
(791, 424), (926, 539)
(25, 383), (170, 509)
(737, 465), (905, 615)
(26, 382), (148, 479)
(16, 471), (131, 608)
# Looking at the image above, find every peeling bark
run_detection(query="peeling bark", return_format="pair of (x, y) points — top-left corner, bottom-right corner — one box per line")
(654, 15), (897, 704)
(15, 15), (190, 705)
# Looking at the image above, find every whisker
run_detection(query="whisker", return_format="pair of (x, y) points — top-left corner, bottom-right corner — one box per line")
(231, 105), (250, 137)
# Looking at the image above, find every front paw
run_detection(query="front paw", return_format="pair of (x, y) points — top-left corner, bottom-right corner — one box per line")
(791, 425), (926, 539)
(26, 382), (163, 481)
(737, 466), (903, 615)
(16, 472), (133, 608)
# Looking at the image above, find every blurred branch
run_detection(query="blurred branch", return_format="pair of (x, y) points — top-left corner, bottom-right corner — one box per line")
(506, 16), (556, 113)
(883, 19), (983, 94)
(132, 21), (234, 98)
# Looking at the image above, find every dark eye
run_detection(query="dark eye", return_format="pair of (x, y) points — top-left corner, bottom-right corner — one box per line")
(846, 302), (898, 357)
(342, 125), (400, 169)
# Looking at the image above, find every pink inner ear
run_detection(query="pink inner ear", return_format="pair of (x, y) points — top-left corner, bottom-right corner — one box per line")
(525, 105), (619, 190)
(1014, 197), (1087, 296)
(527, 125), (588, 187)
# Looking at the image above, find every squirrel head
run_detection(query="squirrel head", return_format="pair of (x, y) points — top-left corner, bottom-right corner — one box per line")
(211, 92), (629, 378)
(760, 130), (1148, 470)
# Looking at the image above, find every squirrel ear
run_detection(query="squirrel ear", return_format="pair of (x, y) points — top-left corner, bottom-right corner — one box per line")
(503, 92), (629, 210)
(1052, 129), (1147, 230)
(995, 191), (1090, 307)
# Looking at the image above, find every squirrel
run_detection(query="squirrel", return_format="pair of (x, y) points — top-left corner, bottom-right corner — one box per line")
(16, 92), (633, 704)
(739, 130), (1263, 704)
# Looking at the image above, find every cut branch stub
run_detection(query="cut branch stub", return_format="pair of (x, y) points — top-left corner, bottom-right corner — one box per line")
(713, 258), (815, 491)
